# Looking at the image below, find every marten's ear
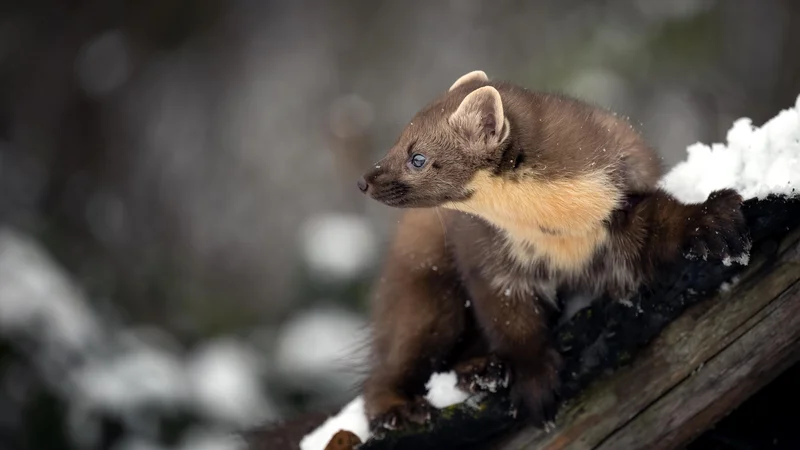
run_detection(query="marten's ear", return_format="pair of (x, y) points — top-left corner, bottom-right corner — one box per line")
(448, 86), (509, 147)
(448, 70), (489, 92)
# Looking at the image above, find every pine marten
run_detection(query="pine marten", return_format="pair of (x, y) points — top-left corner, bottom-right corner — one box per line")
(356, 70), (750, 434)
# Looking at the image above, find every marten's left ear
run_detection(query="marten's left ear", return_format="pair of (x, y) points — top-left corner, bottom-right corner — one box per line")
(448, 70), (489, 91)
(448, 86), (509, 147)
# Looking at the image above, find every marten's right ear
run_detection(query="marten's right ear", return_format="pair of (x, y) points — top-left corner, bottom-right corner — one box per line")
(448, 70), (489, 92)
(448, 86), (509, 149)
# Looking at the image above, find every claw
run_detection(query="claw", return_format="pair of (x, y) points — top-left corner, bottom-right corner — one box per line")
(368, 397), (438, 435)
(684, 189), (750, 263)
(454, 354), (512, 394)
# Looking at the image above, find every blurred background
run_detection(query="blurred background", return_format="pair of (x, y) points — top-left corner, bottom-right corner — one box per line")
(0, 0), (799, 449)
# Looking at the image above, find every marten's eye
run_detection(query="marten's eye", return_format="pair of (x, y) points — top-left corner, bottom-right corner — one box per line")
(410, 153), (427, 169)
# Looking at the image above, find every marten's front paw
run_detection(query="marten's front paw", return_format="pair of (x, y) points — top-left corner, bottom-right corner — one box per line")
(685, 189), (750, 263)
(454, 354), (510, 394)
(510, 347), (563, 426)
(368, 397), (438, 437)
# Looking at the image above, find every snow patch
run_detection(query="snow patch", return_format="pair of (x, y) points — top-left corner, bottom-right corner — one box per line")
(186, 339), (272, 428)
(299, 396), (370, 450)
(73, 344), (187, 412)
(719, 276), (741, 294)
(300, 213), (378, 281)
(425, 371), (470, 408)
(0, 228), (100, 352)
(660, 94), (800, 203)
(274, 307), (369, 390)
(722, 253), (750, 267)
(0, 227), (275, 448)
(175, 429), (247, 450)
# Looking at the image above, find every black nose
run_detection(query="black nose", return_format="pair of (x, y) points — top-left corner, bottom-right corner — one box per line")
(357, 176), (369, 193)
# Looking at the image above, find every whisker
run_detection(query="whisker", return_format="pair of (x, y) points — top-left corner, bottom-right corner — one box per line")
(434, 207), (448, 249)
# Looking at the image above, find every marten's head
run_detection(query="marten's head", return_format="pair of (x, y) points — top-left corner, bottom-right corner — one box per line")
(357, 70), (513, 208)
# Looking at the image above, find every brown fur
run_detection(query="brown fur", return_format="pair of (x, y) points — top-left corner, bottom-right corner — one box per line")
(357, 71), (749, 433)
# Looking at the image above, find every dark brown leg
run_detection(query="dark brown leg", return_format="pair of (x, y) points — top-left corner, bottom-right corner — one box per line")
(362, 212), (469, 435)
(363, 278), (468, 434)
(463, 276), (563, 424)
(610, 188), (750, 281)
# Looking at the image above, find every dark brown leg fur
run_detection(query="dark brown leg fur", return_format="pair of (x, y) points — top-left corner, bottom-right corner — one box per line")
(362, 210), (468, 435)
(612, 188), (750, 279)
(461, 275), (563, 424)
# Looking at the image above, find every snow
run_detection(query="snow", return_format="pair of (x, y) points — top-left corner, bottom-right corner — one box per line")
(299, 371), (469, 450)
(300, 213), (379, 281)
(425, 371), (471, 408)
(299, 93), (800, 450)
(174, 429), (247, 450)
(660, 94), (800, 203)
(73, 344), (188, 412)
(186, 339), (272, 427)
(0, 228), (100, 353)
(299, 396), (371, 450)
(722, 253), (750, 267)
(0, 227), (274, 449)
(72, 334), (275, 431)
(274, 306), (369, 391)
(113, 432), (245, 450)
